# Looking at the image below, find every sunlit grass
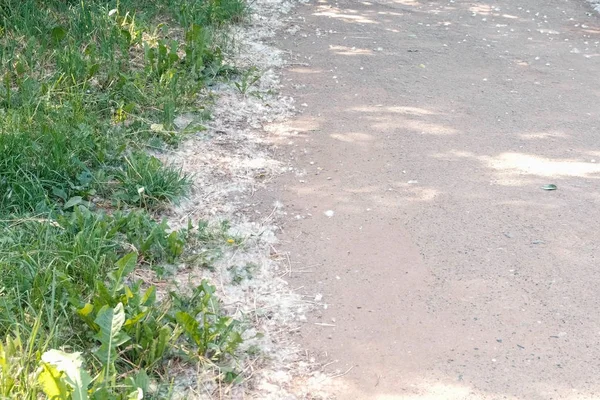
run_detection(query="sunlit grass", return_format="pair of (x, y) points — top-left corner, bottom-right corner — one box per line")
(0, 0), (248, 396)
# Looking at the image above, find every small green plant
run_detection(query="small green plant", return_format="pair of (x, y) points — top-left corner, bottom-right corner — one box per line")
(76, 254), (180, 372)
(196, 219), (242, 245)
(230, 263), (258, 285)
(184, 219), (245, 270)
(39, 255), (244, 399)
(172, 281), (244, 361)
(234, 66), (261, 95)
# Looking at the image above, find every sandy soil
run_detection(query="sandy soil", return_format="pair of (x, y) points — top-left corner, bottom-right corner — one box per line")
(258, 0), (600, 398)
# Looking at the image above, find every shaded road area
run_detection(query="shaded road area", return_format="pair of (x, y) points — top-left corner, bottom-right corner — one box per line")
(264, 0), (600, 398)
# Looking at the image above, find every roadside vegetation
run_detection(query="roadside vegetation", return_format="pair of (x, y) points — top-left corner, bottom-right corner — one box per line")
(0, 0), (251, 397)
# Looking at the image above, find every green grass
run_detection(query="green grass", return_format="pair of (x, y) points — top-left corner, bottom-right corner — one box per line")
(115, 152), (191, 208)
(0, 0), (249, 397)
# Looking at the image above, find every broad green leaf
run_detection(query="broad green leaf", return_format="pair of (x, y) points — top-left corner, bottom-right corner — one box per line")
(124, 285), (134, 300)
(155, 325), (173, 358)
(126, 369), (150, 395)
(38, 363), (69, 400)
(132, 369), (149, 392)
(77, 303), (98, 330)
(64, 196), (83, 210)
(112, 253), (137, 295)
(227, 331), (243, 351)
(175, 311), (202, 347)
(94, 303), (130, 376)
(115, 253), (137, 276)
(78, 303), (94, 317)
(127, 388), (143, 400)
(221, 366), (243, 384)
(41, 350), (92, 400)
(124, 311), (146, 327)
(141, 286), (156, 306)
(92, 387), (111, 399)
(77, 170), (94, 186)
(95, 281), (115, 308)
(52, 187), (68, 201)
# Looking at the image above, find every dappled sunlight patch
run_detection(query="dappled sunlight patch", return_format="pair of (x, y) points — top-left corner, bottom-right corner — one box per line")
(372, 382), (474, 399)
(372, 119), (457, 135)
(264, 118), (322, 140)
(377, 11), (405, 17)
(520, 131), (569, 140)
(580, 27), (600, 34)
(390, 0), (421, 6)
(345, 185), (384, 194)
(329, 376), (501, 400)
(386, 181), (440, 202)
(485, 152), (600, 178)
(350, 105), (437, 116)
(329, 44), (374, 56)
(330, 131), (374, 142)
(292, 183), (333, 196)
(348, 105), (453, 135)
(436, 150), (600, 182)
(288, 67), (324, 74)
(403, 186), (439, 202)
(469, 4), (495, 16)
(314, 7), (378, 24)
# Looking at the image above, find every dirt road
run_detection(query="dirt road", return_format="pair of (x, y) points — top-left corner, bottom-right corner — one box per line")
(262, 0), (600, 398)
